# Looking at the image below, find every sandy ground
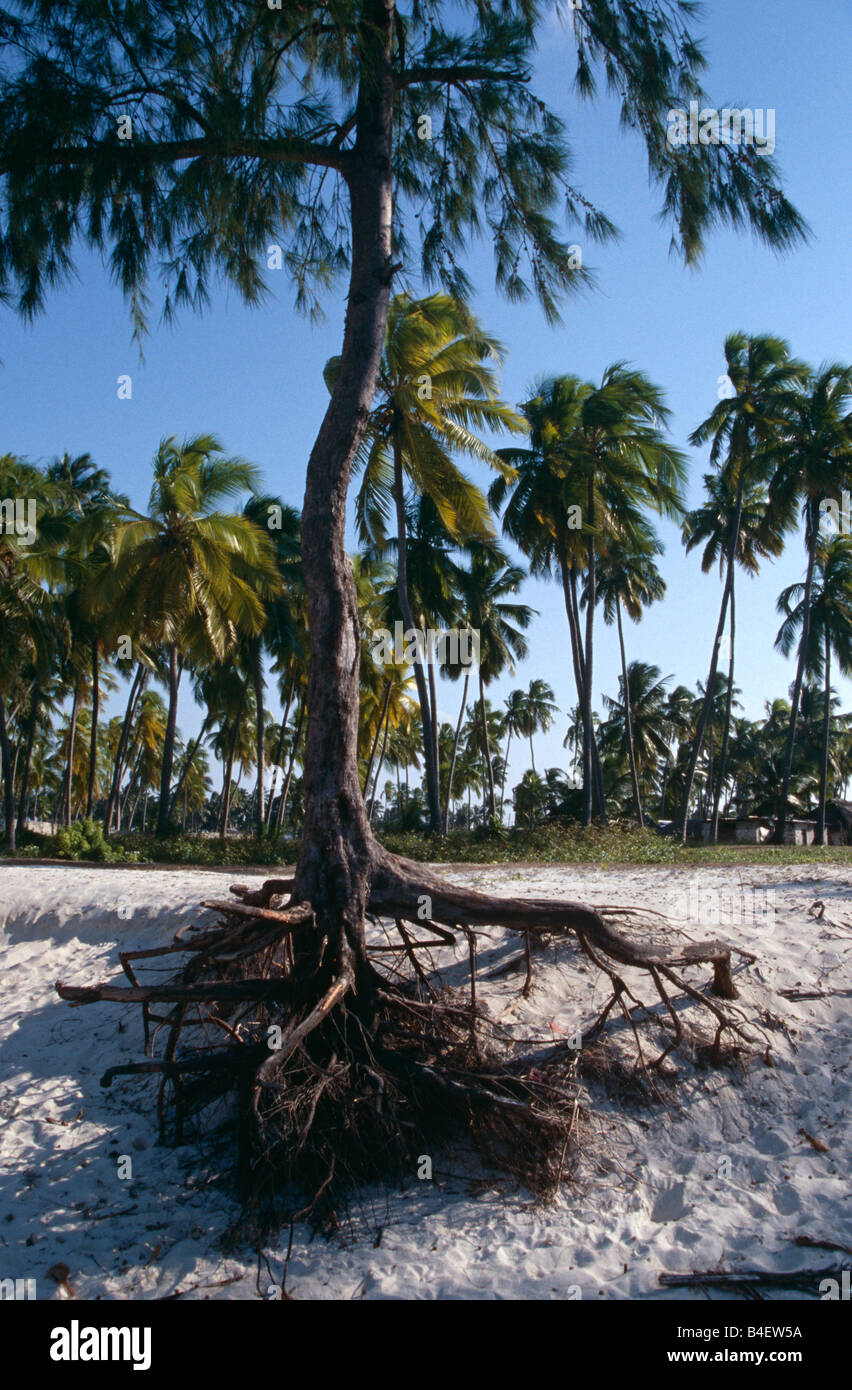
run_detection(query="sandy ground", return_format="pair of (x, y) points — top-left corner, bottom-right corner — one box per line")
(1, 860), (850, 1301)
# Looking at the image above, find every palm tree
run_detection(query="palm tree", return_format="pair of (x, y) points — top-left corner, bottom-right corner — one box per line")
(494, 368), (684, 825)
(332, 292), (524, 830)
(767, 364), (852, 842)
(519, 679), (558, 775)
(600, 662), (672, 811)
(501, 688), (528, 813)
(776, 535), (852, 843)
(676, 333), (808, 840)
(595, 525), (665, 825)
(682, 469), (785, 840)
(455, 544), (532, 820)
(103, 435), (280, 835)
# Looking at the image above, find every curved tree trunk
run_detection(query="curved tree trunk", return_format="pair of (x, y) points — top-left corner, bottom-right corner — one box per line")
(616, 596), (644, 827)
(169, 711), (212, 819)
(86, 636), (100, 818)
(276, 700), (305, 833)
(291, 0), (397, 979)
(818, 625), (831, 846)
(582, 478), (596, 826)
(368, 697), (392, 823)
(775, 506), (819, 844)
(444, 669), (470, 833)
(710, 581), (736, 843)
(156, 642), (181, 836)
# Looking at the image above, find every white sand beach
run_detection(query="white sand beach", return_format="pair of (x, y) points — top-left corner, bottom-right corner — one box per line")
(1, 862), (850, 1301)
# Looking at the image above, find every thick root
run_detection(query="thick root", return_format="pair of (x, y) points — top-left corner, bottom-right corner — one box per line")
(54, 852), (761, 1226)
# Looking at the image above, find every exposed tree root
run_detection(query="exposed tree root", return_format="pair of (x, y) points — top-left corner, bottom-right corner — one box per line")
(55, 851), (761, 1231)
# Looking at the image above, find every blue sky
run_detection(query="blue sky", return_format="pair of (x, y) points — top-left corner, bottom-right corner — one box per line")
(2, 0), (851, 796)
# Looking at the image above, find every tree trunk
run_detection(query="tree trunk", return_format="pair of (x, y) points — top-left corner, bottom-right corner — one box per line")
(104, 662), (146, 835)
(817, 624), (831, 846)
(391, 436), (442, 832)
(86, 636), (100, 818)
(17, 679), (40, 829)
(582, 476), (596, 825)
(363, 680), (390, 796)
(478, 670), (497, 820)
(775, 506), (819, 844)
(169, 712), (212, 818)
(156, 643), (181, 836)
(265, 680), (294, 828)
(443, 670), (469, 833)
(710, 581), (736, 843)
(368, 698), (392, 823)
(276, 701), (305, 833)
(616, 597), (644, 827)
(219, 684), (246, 837)
(64, 683), (80, 827)
(677, 474), (744, 842)
(500, 723), (512, 817)
(0, 692), (16, 851)
(252, 638), (266, 838)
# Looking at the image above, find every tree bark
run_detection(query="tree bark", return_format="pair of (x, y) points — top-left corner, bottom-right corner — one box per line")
(775, 504), (818, 844)
(616, 597), (644, 827)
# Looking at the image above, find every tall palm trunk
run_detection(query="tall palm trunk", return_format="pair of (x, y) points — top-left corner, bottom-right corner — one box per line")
(17, 678), (40, 828)
(368, 700), (392, 823)
(817, 624), (831, 846)
(710, 583), (736, 843)
(0, 692), (16, 851)
(391, 435), (442, 832)
(363, 681), (390, 796)
(478, 670), (497, 820)
(219, 683), (246, 836)
(444, 670), (470, 833)
(265, 680), (294, 828)
(169, 712), (212, 819)
(615, 596), (644, 827)
(499, 721), (513, 816)
(276, 701), (305, 833)
(582, 476), (596, 825)
(252, 638), (266, 837)
(775, 505), (819, 844)
(64, 683), (81, 827)
(105, 662), (146, 834)
(677, 473), (744, 842)
(558, 548), (606, 817)
(86, 636), (100, 817)
(156, 643), (181, 836)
